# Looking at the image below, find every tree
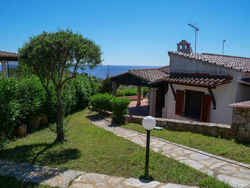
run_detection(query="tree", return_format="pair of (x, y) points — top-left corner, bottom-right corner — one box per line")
(19, 30), (102, 142)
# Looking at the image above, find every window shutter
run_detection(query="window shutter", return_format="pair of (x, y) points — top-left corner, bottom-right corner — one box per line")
(200, 94), (211, 122)
(175, 90), (184, 116)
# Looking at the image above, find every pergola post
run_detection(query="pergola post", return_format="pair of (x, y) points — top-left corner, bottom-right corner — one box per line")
(137, 86), (141, 106)
(1, 61), (7, 77)
(149, 88), (158, 117)
(112, 82), (119, 96)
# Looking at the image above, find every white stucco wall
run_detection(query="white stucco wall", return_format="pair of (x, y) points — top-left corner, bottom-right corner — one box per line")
(163, 83), (235, 125)
(161, 54), (250, 125)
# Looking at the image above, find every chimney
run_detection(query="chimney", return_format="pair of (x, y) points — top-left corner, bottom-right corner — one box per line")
(177, 40), (192, 53)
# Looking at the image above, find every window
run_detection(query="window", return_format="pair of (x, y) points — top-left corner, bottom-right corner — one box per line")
(175, 89), (211, 122)
(185, 90), (204, 120)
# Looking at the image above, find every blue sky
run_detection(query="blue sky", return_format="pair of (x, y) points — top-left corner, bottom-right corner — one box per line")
(1, 0), (250, 66)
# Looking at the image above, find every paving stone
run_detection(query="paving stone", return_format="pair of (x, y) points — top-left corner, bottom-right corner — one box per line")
(222, 166), (237, 171)
(159, 183), (198, 188)
(90, 118), (250, 188)
(199, 160), (213, 166)
(122, 178), (161, 188)
(240, 168), (250, 174)
(233, 172), (250, 179)
(209, 162), (227, 169)
(189, 153), (210, 161)
(218, 170), (233, 174)
(70, 183), (94, 188)
(107, 177), (125, 186)
(81, 173), (107, 183)
(201, 169), (214, 176)
(217, 175), (250, 188)
(180, 160), (204, 170)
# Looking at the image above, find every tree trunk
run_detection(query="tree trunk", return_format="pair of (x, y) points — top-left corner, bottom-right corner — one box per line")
(55, 86), (65, 142)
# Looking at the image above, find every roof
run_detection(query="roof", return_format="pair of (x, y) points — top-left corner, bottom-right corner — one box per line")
(150, 72), (233, 88)
(169, 51), (250, 73)
(0, 51), (19, 61)
(110, 66), (168, 85)
(128, 67), (168, 82)
(229, 101), (250, 109)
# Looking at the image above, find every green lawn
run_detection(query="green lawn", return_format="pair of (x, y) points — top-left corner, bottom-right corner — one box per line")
(0, 175), (51, 188)
(122, 123), (250, 164)
(0, 110), (229, 187)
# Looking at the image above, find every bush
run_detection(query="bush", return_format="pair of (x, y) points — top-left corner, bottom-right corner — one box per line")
(97, 77), (112, 94)
(0, 74), (97, 144)
(90, 93), (113, 113)
(116, 89), (125, 97)
(142, 87), (149, 97)
(0, 77), (20, 138)
(123, 88), (137, 96)
(111, 97), (130, 124)
(68, 75), (98, 111)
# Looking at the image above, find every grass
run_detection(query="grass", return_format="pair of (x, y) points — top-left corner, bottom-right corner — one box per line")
(0, 109), (229, 187)
(122, 123), (250, 164)
(0, 175), (51, 188)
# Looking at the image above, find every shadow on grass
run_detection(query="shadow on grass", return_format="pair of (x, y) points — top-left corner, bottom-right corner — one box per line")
(0, 143), (81, 166)
(0, 144), (81, 186)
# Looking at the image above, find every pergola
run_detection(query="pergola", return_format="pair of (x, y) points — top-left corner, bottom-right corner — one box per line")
(110, 67), (169, 116)
(0, 51), (19, 77)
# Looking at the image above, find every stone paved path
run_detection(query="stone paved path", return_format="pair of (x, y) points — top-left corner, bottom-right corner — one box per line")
(89, 116), (250, 188)
(0, 160), (196, 188)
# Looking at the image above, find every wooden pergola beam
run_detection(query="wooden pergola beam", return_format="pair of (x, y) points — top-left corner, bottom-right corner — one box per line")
(208, 87), (216, 109)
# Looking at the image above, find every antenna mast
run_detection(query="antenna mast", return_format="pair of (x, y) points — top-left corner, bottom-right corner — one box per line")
(188, 24), (199, 53)
(222, 40), (226, 55)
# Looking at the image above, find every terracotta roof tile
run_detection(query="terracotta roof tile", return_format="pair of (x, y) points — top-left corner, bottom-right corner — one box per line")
(150, 72), (233, 88)
(0, 51), (19, 61)
(169, 51), (250, 73)
(129, 67), (168, 82)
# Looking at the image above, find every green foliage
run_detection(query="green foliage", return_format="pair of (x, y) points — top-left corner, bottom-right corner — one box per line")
(0, 109), (230, 187)
(123, 88), (137, 96)
(0, 74), (96, 146)
(142, 87), (149, 97)
(90, 93), (113, 112)
(97, 77), (112, 94)
(18, 29), (102, 142)
(122, 123), (250, 164)
(111, 97), (130, 124)
(116, 89), (125, 97)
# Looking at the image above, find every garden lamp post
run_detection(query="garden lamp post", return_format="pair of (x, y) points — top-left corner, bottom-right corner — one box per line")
(142, 116), (156, 178)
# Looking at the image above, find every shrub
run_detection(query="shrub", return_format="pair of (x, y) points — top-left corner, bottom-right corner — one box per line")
(142, 87), (149, 97)
(116, 89), (125, 97)
(90, 93), (113, 112)
(69, 75), (99, 112)
(0, 74), (97, 144)
(0, 77), (20, 137)
(111, 97), (130, 124)
(123, 88), (137, 96)
(97, 77), (112, 94)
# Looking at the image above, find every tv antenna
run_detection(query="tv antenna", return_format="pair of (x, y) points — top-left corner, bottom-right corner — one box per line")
(188, 24), (199, 53)
(222, 40), (226, 55)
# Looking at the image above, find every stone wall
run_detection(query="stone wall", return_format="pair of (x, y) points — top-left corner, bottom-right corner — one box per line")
(125, 114), (234, 139)
(230, 101), (250, 142)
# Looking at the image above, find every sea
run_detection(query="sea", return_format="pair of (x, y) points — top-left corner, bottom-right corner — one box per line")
(1, 64), (159, 80)
(78, 65), (159, 79)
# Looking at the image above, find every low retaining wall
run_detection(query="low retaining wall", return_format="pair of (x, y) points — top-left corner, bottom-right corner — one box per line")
(230, 101), (250, 142)
(125, 115), (235, 139)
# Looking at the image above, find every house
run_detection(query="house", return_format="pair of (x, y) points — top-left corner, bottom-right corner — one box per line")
(0, 51), (19, 77)
(111, 40), (250, 125)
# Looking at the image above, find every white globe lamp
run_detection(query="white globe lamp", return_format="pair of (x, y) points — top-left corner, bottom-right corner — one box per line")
(142, 116), (156, 131)
(142, 116), (156, 179)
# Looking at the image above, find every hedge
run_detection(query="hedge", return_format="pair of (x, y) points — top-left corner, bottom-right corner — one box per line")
(0, 74), (98, 147)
